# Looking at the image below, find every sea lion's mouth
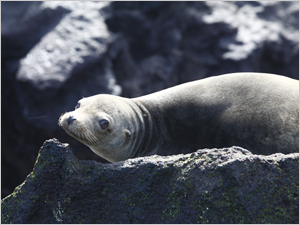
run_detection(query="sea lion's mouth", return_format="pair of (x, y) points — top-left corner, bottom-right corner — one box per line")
(64, 127), (80, 139)
(61, 126), (79, 139)
(58, 112), (100, 147)
(63, 126), (100, 147)
(58, 117), (79, 138)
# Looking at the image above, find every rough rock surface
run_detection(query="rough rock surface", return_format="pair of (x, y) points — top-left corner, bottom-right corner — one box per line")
(1, 139), (299, 224)
(1, 1), (299, 198)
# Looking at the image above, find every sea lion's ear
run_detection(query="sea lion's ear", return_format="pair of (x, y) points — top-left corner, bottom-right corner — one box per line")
(124, 129), (132, 138)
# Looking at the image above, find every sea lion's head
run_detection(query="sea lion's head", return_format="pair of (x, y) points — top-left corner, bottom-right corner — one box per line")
(58, 94), (143, 162)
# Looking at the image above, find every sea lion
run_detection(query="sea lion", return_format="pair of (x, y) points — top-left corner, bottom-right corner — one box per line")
(58, 72), (299, 162)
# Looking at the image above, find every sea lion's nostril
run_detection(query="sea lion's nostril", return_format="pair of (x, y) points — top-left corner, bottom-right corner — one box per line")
(68, 116), (76, 125)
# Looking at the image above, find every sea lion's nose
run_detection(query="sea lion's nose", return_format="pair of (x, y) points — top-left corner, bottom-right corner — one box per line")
(68, 115), (76, 125)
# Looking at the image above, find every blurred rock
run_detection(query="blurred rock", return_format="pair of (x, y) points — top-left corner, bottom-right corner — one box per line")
(15, 1), (120, 130)
(1, 139), (299, 223)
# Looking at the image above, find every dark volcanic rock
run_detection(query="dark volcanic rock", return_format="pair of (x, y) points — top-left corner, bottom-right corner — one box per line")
(1, 1), (299, 199)
(1, 139), (299, 224)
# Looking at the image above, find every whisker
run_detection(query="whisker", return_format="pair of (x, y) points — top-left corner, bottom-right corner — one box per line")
(82, 124), (101, 146)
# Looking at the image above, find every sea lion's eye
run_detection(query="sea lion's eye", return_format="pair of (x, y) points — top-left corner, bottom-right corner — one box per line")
(75, 102), (80, 109)
(99, 119), (109, 130)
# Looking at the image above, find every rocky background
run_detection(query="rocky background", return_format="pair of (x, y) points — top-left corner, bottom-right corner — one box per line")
(1, 1), (299, 198)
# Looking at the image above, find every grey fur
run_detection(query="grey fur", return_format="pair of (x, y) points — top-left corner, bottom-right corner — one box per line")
(59, 73), (299, 162)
